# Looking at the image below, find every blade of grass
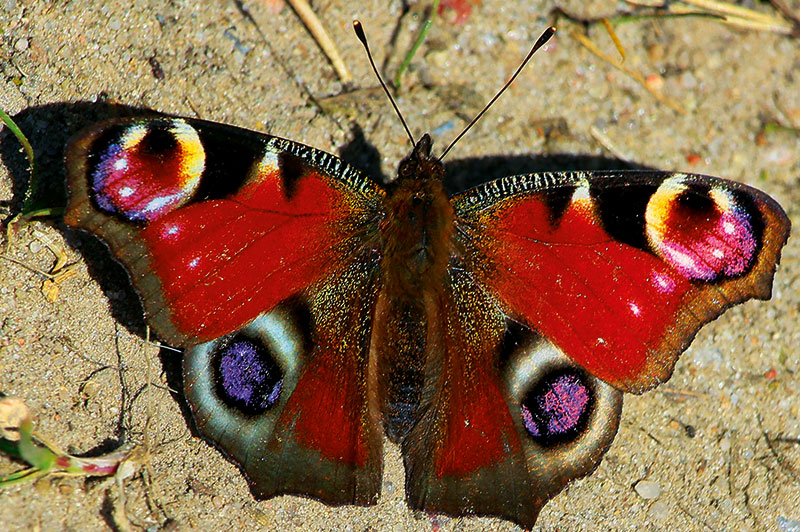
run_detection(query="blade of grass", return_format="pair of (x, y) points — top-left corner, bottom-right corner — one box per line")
(601, 18), (626, 62)
(394, 0), (440, 88)
(680, 0), (785, 25)
(613, 11), (725, 25)
(621, 0), (794, 34)
(0, 399), (131, 488)
(0, 108), (36, 213)
(671, 0), (794, 34)
(0, 467), (48, 487)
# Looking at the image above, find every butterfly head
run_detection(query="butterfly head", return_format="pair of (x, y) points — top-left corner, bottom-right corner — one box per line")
(396, 133), (444, 185)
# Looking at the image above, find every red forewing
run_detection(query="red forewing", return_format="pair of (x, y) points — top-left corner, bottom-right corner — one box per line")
(453, 171), (790, 393)
(65, 117), (384, 346)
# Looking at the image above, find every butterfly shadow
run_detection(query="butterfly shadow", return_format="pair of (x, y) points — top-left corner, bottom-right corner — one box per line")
(340, 122), (655, 193)
(1, 101), (167, 393)
(0, 101), (654, 441)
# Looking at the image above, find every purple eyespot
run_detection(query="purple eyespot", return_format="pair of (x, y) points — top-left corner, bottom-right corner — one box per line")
(521, 369), (592, 444)
(213, 335), (283, 414)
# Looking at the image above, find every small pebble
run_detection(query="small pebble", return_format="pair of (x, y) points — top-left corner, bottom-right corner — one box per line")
(778, 516), (800, 532)
(15, 37), (28, 52)
(649, 500), (669, 521)
(645, 73), (664, 92)
(634, 480), (661, 500)
(679, 71), (697, 89)
(81, 379), (100, 400)
(34, 478), (52, 495)
(0, 396), (30, 441)
(686, 153), (702, 165)
(587, 81), (609, 100)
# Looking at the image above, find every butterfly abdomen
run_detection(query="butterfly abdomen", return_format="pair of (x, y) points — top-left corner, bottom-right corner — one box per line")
(374, 164), (456, 440)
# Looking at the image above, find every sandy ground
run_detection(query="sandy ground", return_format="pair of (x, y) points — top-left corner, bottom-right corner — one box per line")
(1, 1), (799, 530)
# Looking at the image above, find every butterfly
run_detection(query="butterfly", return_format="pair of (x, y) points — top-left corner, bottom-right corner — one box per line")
(62, 111), (790, 528)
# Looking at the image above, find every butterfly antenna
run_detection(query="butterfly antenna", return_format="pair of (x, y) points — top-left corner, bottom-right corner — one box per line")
(439, 26), (556, 160)
(353, 20), (416, 148)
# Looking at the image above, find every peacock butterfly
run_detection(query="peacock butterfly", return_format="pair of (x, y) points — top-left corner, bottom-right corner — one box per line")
(62, 34), (790, 531)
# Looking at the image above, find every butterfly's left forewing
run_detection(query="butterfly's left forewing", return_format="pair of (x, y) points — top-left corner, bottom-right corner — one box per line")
(65, 117), (384, 346)
(452, 171), (790, 393)
(65, 117), (387, 505)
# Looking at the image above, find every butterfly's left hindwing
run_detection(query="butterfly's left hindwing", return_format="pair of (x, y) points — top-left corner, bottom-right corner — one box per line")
(65, 117), (386, 506)
(453, 171), (790, 393)
(183, 256), (384, 505)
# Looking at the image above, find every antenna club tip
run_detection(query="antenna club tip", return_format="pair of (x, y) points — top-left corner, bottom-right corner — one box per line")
(533, 26), (556, 49)
(353, 19), (367, 43)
